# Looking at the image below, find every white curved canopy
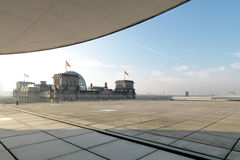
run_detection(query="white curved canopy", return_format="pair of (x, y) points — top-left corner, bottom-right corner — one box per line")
(0, 0), (189, 55)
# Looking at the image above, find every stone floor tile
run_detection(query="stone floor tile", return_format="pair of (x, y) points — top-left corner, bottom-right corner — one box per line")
(149, 129), (193, 138)
(50, 150), (106, 160)
(11, 140), (80, 160)
(0, 128), (40, 139)
(1, 132), (56, 149)
(0, 120), (20, 125)
(0, 143), (5, 151)
(107, 120), (134, 126)
(198, 130), (240, 139)
(72, 119), (95, 125)
(0, 123), (28, 129)
(46, 127), (92, 138)
(89, 123), (115, 130)
(3, 101), (240, 159)
(108, 128), (144, 136)
(125, 123), (160, 130)
(34, 123), (71, 130)
(139, 150), (193, 160)
(202, 123), (240, 133)
(184, 132), (237, 149)
(136, 133), (177, 145)
(171, 140), (229, 159)
(64, 132), (117, 149)
(90, 139), (156, 160)
(226, 151), (240, 160)
(4, 114), (30, 119)
(16, 117), (47, 122)
(24, 120), (57, 126)
(0, 151), (15, 160)
(161, 120), (210, 131)
(233, 141), (240, 152)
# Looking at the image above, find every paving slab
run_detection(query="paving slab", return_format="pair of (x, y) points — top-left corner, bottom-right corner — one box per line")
(4, 101), (240, 159)
(121, 117), (156, 124)
(226, 151), (240, 160)
(1, 132), (56, 149)
(198, 130), (240, 139)
(0, 123), (28, 130)
(89, 123), (115, 130)
(15, 117), (48, 122)
(136, 133), (177, 145)
(171, 140), (229, 159)
(149, 129), (193, 139)
(33, 123), (71, 130)
(183, 132), (237, 149)
(23, 120), (57, 126)
(126, 119), (176, 131)
(64, 132), (117, 149)
(108, 128), (144, 136)
(125, 122), (162, 130)
(0, 150), (15, 160)
(72, 119), (96, 125)
(233, 141), (240, 152)
(90, 139), (156, 160)
(0, 120), (21, 125)
(217, 119), (240, 125)
(0, 128), (40, 139)
(106, 120), (134, 126)
(202, 123), (240, 133)
(160, 120), (210, 131)
(0, 143), (5, 152)
(46, 127), (92, 138)
(11, 139), (80, 160)
(5, 114), (33, 119)
(139, 150), (193, 160)
(51, 150), (106, 160)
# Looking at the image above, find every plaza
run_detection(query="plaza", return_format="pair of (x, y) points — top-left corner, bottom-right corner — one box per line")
(2, 100), (240, 159)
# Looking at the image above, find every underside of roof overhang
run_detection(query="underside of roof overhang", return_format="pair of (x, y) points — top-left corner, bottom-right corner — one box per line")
(0, 0), (189, 55)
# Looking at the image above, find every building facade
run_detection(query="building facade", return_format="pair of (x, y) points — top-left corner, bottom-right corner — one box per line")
(13, 71), (135, 102)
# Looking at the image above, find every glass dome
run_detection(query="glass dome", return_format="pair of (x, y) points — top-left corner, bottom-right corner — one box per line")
(65, 71), (87, 90)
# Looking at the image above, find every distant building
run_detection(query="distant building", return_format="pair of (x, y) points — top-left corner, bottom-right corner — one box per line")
(13, 71), (135, 102)
(13, 81), (52, 102)
(185, 91), (189, 97)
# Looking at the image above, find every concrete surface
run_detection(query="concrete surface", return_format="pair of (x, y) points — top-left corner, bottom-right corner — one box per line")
(0, 150), (15, 160)
(89, 139), (156, 160)
(0, 105), (192, 160)
(234, 141), (240, 152)
(1, 132), (56, 149)
(50, 150), (106, 160)
(2, 100), (240, 159)
(64, 132), (117, 149)
(171, 140), (229, 159)
(226, 151), (240, 160)
(139, 150), (193, 160)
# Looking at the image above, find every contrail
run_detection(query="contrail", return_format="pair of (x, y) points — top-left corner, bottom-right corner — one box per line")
(133, 43), (182, 63)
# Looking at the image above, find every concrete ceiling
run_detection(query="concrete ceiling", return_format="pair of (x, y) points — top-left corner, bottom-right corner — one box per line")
(0, 0), (189, 55)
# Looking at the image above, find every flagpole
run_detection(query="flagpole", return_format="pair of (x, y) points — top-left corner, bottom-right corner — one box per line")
(65, 60), (67, 72)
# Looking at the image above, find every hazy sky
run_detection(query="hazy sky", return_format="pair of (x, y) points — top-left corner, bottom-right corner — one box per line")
(1, 0), (240, 96)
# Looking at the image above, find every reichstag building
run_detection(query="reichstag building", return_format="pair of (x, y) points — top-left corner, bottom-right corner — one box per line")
(13, 71), (135, 103)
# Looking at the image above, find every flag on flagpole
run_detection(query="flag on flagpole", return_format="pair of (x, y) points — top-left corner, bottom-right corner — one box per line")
(66, 61), (71, 67)
(123, 71), (129, 80)
(24, 73), (29, 78)
(24, 73), (29, 82)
